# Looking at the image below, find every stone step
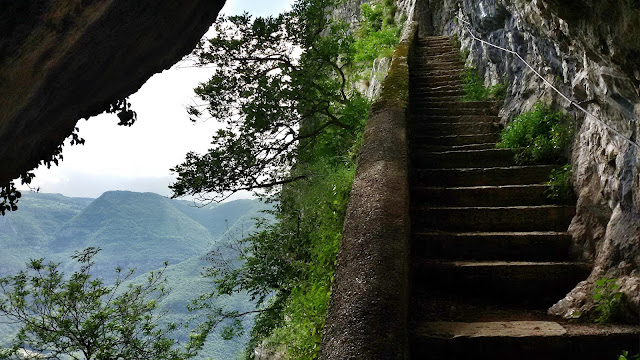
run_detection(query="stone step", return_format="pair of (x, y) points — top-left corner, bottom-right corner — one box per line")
(412, 84), (462, 92)
(412, 205), (576, 232)
(413, 100), (499, 107)
(417, 47), (458, 54)
(416, 51), (458, 57)
(411, 321), (640, 360)
(412, 148), (514, 169)
(411, 114), (498, 124)
(411, 100), (499, 109)
(417, 36), (451, 41)
(413, 89), (466, 98)
(412, 260), (589, 302)
(413, 64), (464, 71)
(411, 133), (499, 146)
(410, 107), (498, 116)
(416, 43), (455, 50)
(416, 143), (496, 152)
(412, 80), (462, 88)
(416, 52), (460, 60)
(411, 122), (501, 137)
(416, 40), (453, 46)
(413, 165), (559, 186)
(414, 59), (464, 67)
(412, 184), (549, 207)
(411, 75), (463, 83)
(410, 291), (554, 322)
(411, 69), (465, 77)
(412, 231), (572, 261)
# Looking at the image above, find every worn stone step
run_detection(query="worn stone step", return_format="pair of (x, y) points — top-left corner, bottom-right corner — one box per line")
(416, 43), (455, 50)
(413, 64), (464, 71)
(411, 321), (640, 360)
(411, 122), (500, 137)
(417, 52), (460, 60)
(412, 260), (589, 303)
(413, 165), (559, 186)
(411, 75), (463, 83)
(417, 46), (457, 53)
(412, 205), (576, 232)
(412, 231), (572, 261)
(412, 81), (461, 89)
(411, 100), (499, 109)
(411, 107), (498, 116)
(413, 84), (462, 92)
(417, 36), (451, 42)
(416, 143), (496, 152)
(411, 134), (500, 147)
(412, 69), (465, 77)
(416, 50), (458, 57)
(411, 115), (498, 125)
(410, 291), (554, 322)
(412, 184), (549, 207)
(417, 40), (454, 46)
(413, 90), (466, 98)
(412, 148), (514, 169)
(414, 59), (464, 67)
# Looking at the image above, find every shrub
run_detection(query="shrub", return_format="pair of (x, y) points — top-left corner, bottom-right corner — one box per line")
(461, 67), (506, 101)
(593, 277), (626, 324)
(497, 103), (572, 164)
(545, 164), (575, 203)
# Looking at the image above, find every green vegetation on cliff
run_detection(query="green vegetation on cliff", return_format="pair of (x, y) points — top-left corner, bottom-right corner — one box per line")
(170, 0), (403, 358)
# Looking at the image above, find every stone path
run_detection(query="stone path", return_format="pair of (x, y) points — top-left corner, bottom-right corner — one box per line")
(408, 36), (640, 360)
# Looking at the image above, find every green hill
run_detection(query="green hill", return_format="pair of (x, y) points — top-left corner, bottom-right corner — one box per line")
(172, 198), (269, 239)
(0, 192), (92, 275)
(50, 191), (216, 275)
(0, 191), (267, 358)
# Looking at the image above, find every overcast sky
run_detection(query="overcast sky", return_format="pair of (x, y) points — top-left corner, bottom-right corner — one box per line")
(17, 0), (294, 200)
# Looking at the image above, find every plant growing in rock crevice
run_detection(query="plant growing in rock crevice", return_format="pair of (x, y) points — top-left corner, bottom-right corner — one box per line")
(461, 66), (506, 101)
(545, 164), (575, 203)
(593, 277), (627, 324)
(497, 103), (572, 164)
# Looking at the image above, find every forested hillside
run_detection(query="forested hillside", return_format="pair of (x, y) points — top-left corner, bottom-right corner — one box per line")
(0, 191), (267, 359)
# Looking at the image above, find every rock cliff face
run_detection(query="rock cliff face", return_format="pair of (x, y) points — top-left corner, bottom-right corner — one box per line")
(0, 0), (225, 184)
(421, 0), (639, 320)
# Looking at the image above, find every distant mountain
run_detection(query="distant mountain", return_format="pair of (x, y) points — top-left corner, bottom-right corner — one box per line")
(0, 191), (270, 358)
(51, 191), (217, 275)
(173, 198), (266, 239)
(0, 192), (93, 273)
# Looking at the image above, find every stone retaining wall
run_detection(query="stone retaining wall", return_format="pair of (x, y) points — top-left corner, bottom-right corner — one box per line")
(320, 20), (417, 360)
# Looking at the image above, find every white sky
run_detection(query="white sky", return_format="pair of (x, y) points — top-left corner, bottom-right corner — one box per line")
(18, 0), (295, 200)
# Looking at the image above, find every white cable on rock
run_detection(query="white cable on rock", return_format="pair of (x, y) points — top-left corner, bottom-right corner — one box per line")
(456, 16), (640, 150)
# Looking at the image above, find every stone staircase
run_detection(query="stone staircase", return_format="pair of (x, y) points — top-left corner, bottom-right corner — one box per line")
(408, 36), (640, 360)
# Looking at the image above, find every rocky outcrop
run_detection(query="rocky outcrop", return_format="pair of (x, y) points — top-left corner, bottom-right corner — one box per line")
(422, 0), (639, 320)
(0, 0), (225, 184)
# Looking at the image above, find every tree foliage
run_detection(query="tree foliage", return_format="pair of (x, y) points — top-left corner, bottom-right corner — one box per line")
(170, 0), (367, 202)
(0, 248), (196, 360)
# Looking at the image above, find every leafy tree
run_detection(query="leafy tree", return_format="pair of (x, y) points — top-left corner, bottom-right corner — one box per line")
(0, 248), (196, 360)
(170, 0), (367, 202)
